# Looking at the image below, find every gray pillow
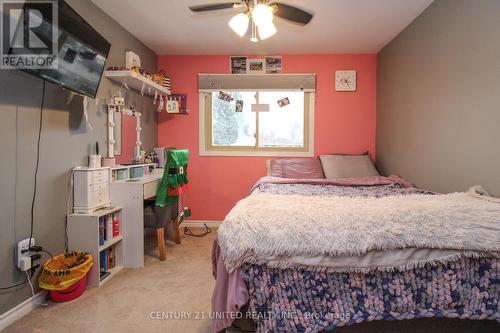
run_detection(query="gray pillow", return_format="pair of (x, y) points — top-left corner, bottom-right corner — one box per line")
(319, 154), (379, 179)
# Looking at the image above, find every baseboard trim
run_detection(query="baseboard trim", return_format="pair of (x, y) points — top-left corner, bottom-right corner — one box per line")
(182, 220), (222, 228)
(0, 291), (47, 331)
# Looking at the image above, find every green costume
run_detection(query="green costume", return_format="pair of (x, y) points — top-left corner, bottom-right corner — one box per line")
(156, 149), (189, 206)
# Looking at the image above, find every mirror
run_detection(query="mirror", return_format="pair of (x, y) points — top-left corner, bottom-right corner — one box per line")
(107, 105), (141, 165)
(114, 113), (138, 165)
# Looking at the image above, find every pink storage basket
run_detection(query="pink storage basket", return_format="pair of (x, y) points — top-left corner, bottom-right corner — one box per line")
(49, 273), (87, 303)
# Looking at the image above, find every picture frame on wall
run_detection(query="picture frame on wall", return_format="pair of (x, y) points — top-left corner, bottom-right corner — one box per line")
(247, 58), (265, 74)
(230, 56), (247, 74)
(166, 99), (180, 113)
(265, 55), (282, 73)
(170, 94), (188, 114)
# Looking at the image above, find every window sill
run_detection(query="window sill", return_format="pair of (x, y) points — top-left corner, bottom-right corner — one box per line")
(199, 149), (314, 157)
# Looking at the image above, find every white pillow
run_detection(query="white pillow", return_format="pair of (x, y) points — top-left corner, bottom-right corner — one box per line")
(319, 154), (379, 179)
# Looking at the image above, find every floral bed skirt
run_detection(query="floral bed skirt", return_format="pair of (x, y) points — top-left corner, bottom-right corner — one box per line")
(243, 258), (500, 333)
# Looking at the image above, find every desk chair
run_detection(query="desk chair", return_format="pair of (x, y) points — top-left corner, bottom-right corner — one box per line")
(143, 149), (189, 260)
(143, 201), (177, 261)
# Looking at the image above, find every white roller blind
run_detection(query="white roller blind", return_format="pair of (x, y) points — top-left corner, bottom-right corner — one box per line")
(198, 73), (316, 92)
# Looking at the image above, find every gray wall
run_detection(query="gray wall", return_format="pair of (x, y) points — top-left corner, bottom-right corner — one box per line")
(0, 0), (157, 313)
(377, 0), (500, 196)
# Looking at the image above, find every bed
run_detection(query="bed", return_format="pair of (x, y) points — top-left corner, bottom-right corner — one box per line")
(211, 158), (500, 333)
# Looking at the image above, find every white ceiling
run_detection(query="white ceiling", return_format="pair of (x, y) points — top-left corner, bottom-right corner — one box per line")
(91, 0), (433, 55)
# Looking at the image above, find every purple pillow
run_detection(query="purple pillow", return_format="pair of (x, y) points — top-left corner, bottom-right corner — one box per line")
(270, 158), (325, 179)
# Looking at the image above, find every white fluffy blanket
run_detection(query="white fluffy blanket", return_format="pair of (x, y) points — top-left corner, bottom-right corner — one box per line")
(218, 189), (500, 272)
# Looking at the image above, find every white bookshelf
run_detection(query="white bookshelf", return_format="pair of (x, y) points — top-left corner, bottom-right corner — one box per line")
(98, 235), (123, 252)
(68, 206), (124, 288)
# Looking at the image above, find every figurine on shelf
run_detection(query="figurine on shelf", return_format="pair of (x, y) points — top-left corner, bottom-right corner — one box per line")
(131, 66), (142, 75)
(107, 66), (126, 71)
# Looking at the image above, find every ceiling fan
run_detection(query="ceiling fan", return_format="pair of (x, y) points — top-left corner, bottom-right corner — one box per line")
(189, 0), (313, 42)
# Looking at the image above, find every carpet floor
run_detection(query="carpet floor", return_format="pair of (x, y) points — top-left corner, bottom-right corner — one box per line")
(3, 228), (217, 333)
(4, 228), (499, 333)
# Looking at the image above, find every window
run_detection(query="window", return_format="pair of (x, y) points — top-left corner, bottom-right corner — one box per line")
(201, 90), (314, 156)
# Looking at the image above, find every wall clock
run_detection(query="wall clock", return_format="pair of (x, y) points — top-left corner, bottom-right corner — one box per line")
(335, 70), (356, 91)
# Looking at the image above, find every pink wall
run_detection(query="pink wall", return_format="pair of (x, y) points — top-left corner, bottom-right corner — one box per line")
(157, 55), (377, 221)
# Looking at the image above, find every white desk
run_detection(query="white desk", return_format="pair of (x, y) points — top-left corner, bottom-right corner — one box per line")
(110, 169), (163, 267)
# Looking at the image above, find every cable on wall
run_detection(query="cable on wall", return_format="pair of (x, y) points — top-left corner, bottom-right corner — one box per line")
(64, 169), (75, 252)
(0, 80), (45, 291)
(28, 79), (46, 251)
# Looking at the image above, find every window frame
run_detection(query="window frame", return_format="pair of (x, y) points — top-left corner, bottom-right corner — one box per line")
(199, 90), (315, 157)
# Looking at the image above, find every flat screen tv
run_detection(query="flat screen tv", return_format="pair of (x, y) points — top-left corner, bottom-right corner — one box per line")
(9, 0), (111, 98)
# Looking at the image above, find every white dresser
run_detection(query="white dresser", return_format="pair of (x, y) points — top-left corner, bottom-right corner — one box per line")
(73, 167), (111, 214)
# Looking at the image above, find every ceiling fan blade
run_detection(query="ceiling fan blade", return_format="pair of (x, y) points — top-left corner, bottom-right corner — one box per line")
(189, 2), (241, 12)
(270, 2), (313, 25)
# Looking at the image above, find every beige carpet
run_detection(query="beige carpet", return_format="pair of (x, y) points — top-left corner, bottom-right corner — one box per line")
(4, 228), (217, 333)
(4, 228), (499, 333)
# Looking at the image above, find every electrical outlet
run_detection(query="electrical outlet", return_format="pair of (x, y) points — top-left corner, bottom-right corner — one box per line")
(15, 238), (35, 271)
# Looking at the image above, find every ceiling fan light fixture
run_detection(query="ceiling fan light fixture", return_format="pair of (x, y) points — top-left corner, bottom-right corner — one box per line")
(252, 3), (273, 27)
(228, 13), (249, 37)
(250, 19), (258, 42)
(257, 21), (277, 40)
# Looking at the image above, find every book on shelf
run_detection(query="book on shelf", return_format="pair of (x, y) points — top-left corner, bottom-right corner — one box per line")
(100, 250), (107, 272)
(98, 213), (121, 246)
(106, 214), (113, 241)
(112, 213), (120, 237)
(100, 271), (110, 281)
(99, 244), (117, 274)
(99, 217), (105, 246)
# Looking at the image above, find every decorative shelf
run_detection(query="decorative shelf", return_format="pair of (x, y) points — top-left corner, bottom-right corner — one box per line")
(104, 70), (171, 96)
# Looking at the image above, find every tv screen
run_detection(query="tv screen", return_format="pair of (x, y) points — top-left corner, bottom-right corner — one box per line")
(8, 0), (111, 98)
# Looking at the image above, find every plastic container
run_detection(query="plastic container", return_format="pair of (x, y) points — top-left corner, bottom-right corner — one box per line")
(39, 251), (92, 292)
(130, 166), (144, 179)
(49, 273), (87, 303)
(116, 168), (128, 180)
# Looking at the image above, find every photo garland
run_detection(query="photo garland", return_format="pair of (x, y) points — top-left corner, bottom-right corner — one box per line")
(218, 91), (233, 102)
(235, 100), (243, 112)
(277, 97), (290, 108)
